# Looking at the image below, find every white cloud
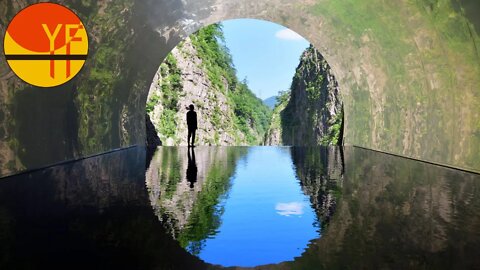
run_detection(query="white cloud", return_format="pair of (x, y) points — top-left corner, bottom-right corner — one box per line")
(275, 29), (304, 41)
(275, 202), (304, 216)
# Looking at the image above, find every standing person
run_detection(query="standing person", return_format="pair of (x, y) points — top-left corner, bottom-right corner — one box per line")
(186, 104), (197, 147)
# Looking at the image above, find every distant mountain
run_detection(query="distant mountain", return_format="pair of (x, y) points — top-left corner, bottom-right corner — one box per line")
(263, 96), (277, 109)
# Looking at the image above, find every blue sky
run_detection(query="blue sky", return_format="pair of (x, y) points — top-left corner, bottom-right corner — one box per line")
(221, 19), (310, 100)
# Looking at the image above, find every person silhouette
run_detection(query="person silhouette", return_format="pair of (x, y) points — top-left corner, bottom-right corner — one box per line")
(186, 147), (197, 188)
(186, 104), (197, 147)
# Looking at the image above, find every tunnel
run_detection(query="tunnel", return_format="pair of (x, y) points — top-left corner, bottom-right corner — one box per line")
(0, 0), (480, 268)
(1, 0), (479, 177)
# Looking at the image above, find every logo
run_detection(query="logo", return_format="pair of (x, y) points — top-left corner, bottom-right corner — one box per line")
(4, 3), (88, 87)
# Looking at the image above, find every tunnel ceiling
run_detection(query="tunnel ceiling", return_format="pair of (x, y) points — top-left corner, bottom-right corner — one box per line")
(0, 0), (479, 177)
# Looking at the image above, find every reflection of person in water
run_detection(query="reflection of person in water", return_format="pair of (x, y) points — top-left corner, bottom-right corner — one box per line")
(186, 147), (198, 188)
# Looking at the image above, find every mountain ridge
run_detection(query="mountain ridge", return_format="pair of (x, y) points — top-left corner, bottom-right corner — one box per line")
(262, 96), (277, 109)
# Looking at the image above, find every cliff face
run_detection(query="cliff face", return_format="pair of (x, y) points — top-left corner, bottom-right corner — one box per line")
(145, 114), (161, 148)
(147, 25), (271, 146)
(264, 98), (287, 146)
(266, 45), (343, 146)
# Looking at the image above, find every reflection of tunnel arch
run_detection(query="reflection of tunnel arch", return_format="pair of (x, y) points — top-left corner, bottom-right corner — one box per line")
(0, 0), (479, 177)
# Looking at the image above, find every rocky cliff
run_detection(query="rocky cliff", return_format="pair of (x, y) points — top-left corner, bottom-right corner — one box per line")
(265, 45), (343, 146)
(147, 24), (271, 146)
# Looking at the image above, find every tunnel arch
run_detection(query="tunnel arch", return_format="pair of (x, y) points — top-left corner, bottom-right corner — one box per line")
(0, 0), (479, 177)
(140, 0), (479, 173)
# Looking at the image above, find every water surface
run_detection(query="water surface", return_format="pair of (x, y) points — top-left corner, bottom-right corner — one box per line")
(147, 147), (322, 266)
(0, 146), (479, 269)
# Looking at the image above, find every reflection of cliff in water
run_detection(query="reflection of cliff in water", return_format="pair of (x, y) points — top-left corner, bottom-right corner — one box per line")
(291, 146), (344, 228)
(0, 147), (213, 270)
(272, 147), (480, 270)
(145, 146), (248, 254)
(1, 146), (479, 269)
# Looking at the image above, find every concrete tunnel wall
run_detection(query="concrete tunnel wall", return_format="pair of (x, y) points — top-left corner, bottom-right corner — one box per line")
(0, 0), (479, 177)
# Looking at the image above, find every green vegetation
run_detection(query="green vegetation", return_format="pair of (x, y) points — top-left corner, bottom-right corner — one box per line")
(147, 24), (271, 145)
(150, 147), (248, 255)
(229, 79), (272, 144)
(190, 24), (237, 93)
(320, 110), (343, 146)
(191, 24), (272, 145)
(75, 0), (135, 152)
(276, 90), (290, 106)
(275, 45), (343, 146)
(264, 90), (290, 144)
(178, 161), (233, 254)
(291, 146), (342, 230)
(287, 147), (480, 269)
(150, 54), (183, 141)
(310, 0), (480, 169)
(156, 148), (183, 200)
(146, 94), (160, 113)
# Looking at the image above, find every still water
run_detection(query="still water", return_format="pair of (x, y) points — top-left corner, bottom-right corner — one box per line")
(147, 147), (322, 267)
(0, 146), (479, 269)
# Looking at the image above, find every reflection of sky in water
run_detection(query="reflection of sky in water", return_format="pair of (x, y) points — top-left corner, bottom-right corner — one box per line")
(275, 202), (304, 216)
(195, 147), (320, 267)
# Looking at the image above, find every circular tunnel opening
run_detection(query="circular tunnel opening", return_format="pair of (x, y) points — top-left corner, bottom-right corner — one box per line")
(144, 18), (345, 268)
(1, 1), (479, 269)
(145, 19), (344, 148)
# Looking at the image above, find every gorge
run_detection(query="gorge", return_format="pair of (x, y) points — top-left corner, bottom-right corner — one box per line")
(146, 23), (343, 147)
(1, 0), (480, 268)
